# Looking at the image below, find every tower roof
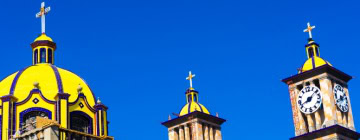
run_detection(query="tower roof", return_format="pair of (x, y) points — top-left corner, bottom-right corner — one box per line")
(34, 33), (53, 42)
(300, 56), (332, 73)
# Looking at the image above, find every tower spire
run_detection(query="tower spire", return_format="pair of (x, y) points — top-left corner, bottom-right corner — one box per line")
(36, 2), (51, 34)
(303, 22), (315, 39)
(186, 71), (195, 89)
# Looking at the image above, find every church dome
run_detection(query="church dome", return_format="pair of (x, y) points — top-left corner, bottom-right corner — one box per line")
(179, 101), (210, 116)
(34, 34), (53, 42)
(300, 56), (332, 73)
(0, 64), (96, 106)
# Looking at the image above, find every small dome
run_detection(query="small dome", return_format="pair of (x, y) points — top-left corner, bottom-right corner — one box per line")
(34, 34), (53, 42)
(0, 64), (96, 106)
(301, 56), (332, 73)
(179, 101), (210, 116)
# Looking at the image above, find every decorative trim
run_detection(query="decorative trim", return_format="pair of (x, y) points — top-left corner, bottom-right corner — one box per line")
(50, 65), (64, 93)
(69, 93), (96, 113)
(311, 56), (316, 70)
(56, 93), (70, 100)
(19, 107), (52, 128)
(70, 111), (93, 134)
(196, 102), (204, 112)
(31, 40), (57, 50)
(94, 103), (108, 111)
(0, 95), (17, 102)
(10, 67), (30, 95)
(188, 102), (192, 114)
(16, 89), (56, 105)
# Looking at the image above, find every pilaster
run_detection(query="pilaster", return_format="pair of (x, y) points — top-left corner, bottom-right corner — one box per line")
(319, 77), (337, 127)
(204, 124), (209, 140)
(184, 125), (190, 140)
(94, 102), (108, 136)
(55, 93), (69, 128)
(344, 87), (355, 130)
(1, 95), (17, 140)
(179, 127), (185, 140)
(214, 128), (222, 140)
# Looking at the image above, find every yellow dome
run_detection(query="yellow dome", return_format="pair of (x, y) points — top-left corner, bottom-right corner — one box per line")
(34, 34), (53, 42)
(0, 64), (96, 106)
(179, 101), (210, 116)
(301, 56), (332, 73)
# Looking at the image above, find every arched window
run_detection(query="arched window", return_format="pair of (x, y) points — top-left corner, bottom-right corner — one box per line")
(22, 111), (49, 131)
(40, 48), (46, 63)
(308, 47), (314, 58)
(48, 48), (53, 64)
(194, 94), (198, 102)
(71, 113), (91, 133)
(188, 95), (192, 103)
(34, 49), (38, 64)
(315, 47), (319, 57)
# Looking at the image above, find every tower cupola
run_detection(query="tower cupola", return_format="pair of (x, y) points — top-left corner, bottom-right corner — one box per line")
(179, 71), (209, 116)
(31, 2), (55, 65)
(300, 22), (332, 73)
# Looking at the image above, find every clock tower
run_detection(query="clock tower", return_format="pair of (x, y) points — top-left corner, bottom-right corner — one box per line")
(282, 23), (360, 140)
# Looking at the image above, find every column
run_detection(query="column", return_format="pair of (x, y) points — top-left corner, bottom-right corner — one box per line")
(319, 77), (337, 127)
(1, 95), (17, 140)
(204, 124), (209, 140)
(185, 125), (190, 140)
(179, 127), (185, 140)
(309, 81), (322, 130)
(314, 112), (321, 130)
(56, 93), (69, 128)
(342, 113), (348, 127)
(289, 86), (300, 135)
(307, 115), (315, 132)
(169, 129), (176, 140)
(174, 128), (179, 140)
(336, 109), (343, 126)
(214, 128), (222, 140)
(94, 102), (109, 136)
(344, 87), (355, 130)
(209, 126), (214, 140)
(194, 122), (204, 140)
(295, 87), (307, 134)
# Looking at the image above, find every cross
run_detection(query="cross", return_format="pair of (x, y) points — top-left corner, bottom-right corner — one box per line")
(186, 71), (195, 88)
(36, 2), (51, 34)
(303, 22), (315, 39)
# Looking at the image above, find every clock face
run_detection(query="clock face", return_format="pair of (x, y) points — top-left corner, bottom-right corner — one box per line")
(333, 84), (349, 112)
(297, 86), (322, 114)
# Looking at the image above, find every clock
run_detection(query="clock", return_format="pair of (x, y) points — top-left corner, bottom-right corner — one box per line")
(333, 84), (349, 112)
(297, 86), (322, 114)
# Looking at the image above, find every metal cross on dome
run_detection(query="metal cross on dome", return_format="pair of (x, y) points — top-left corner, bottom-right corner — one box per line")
(186, 71), (195, 88)
(36, 2), (51, 34)
(303, 22), (316, 39)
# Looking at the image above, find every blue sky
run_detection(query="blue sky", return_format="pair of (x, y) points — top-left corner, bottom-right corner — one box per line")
(1, 0), (360, 139)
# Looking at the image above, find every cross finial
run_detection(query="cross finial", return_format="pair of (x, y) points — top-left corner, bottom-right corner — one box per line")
(36, 2), (51, 34)
(303, 22), (316, 39)
(186, 71), (196, 89)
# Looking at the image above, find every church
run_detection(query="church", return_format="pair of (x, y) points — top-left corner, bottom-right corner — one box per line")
(2, 1), (360, 140)
(0, 2), (113, 140)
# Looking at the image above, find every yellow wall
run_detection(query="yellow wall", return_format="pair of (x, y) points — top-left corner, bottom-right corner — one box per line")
(69, 97), (96, 135)
(15, 93), (55, 131)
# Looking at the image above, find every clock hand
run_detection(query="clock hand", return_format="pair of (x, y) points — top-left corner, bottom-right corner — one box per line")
(302, 95), (313, 105)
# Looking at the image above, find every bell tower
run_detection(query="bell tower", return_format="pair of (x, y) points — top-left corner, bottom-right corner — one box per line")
(282, 22), (360, 140)
(162, 71), (226, 140)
